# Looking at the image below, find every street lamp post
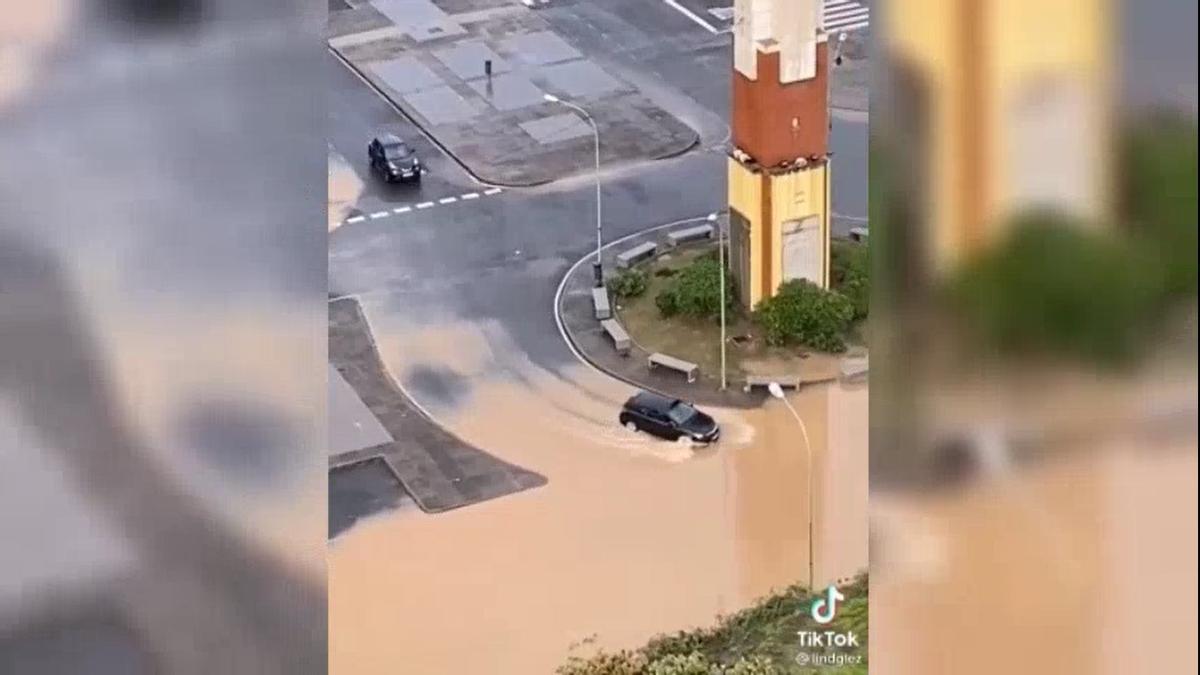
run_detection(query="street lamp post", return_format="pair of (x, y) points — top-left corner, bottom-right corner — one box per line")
(768, 382), (815, 591)
(713, 212), (726, 390)
(544, 94), (603, 287)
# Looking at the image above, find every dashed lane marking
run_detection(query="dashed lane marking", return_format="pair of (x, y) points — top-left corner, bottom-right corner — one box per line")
(341, 188), (505, 227)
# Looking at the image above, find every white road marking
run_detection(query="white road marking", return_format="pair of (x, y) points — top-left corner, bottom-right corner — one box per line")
(342, 185), (506, 225)
(661, 0), (720, 34)
(704, 2), (871, 34)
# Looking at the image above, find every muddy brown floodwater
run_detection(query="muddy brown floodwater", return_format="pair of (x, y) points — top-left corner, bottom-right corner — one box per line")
(328, 316), (868, 675)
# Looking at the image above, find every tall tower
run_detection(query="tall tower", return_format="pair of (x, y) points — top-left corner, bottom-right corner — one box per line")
(727, 0), (831, 309)
(884, 0), (1112, 275)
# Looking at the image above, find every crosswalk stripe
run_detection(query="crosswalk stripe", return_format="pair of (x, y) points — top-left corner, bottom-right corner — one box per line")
(704, 3), (870, 33)
(826, 7), (870, 21)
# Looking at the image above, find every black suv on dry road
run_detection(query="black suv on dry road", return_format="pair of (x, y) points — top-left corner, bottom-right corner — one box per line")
(619, 391), (720, 444)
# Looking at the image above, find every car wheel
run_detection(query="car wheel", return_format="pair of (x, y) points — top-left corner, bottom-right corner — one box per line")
(624, 420), (639, 433)
(676, 434), (693, 446)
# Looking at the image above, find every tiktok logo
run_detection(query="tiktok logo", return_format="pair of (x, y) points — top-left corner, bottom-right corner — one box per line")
(810, 585), (845, 625)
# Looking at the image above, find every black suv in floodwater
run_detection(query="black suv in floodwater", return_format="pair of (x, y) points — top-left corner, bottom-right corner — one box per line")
(619, 391), (720, 444)
(368, 134), (421, 183)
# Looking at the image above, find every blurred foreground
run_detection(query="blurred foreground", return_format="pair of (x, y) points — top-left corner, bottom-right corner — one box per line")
(871, 0), (1196, 673)
(2, 1), (326, 672)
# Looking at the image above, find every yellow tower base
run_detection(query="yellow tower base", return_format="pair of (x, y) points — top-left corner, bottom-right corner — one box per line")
(727, 157), (832, 309)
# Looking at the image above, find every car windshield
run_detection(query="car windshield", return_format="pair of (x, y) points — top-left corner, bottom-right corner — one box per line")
(383, 143), (411, 159)
(667, 402), (697, 425)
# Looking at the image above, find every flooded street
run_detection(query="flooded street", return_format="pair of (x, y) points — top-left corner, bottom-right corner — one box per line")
(328, 315), (868, 675)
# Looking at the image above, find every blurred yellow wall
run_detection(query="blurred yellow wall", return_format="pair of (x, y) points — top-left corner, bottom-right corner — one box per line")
(886, 0), (1111, 272)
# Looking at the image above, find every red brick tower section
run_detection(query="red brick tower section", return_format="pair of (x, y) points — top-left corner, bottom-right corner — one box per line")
(732, 40), (830, 168)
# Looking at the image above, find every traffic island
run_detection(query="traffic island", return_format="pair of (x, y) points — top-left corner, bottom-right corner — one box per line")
(327, 0), (699, 186)
(557, 222), (866, 409)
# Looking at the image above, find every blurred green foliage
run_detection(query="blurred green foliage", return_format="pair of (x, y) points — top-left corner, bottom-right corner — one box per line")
(948, 116), (1197, 366)
(1121, 113), (1198, 300)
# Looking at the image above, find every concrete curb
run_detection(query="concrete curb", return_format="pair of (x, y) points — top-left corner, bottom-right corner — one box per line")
(329, 44), (703, 189)
(554, 216), (768, 410)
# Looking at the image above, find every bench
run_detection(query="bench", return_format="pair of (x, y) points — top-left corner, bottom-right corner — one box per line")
(840, 357), (869, 382)
(616, 241), (657, 269)
(743, 375), (802, 394)
(849, 227), (869, 243)
(591, 286), (611, 320)
(647, 352), (698, 383)
(666, 224), (714, 248)
(600, 319), (631, 356)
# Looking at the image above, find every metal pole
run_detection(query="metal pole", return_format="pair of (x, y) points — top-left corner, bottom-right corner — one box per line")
(592, 116), (601, 273)
(782, 397), (815, 591)
(718, 216), (727, 390)
(546, 96), (603, 286)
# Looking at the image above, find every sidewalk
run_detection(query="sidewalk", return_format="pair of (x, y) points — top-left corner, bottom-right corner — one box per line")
(556, 221), (761, 409)
(329, 297), (546, 513)
(328, 0), (698, 186)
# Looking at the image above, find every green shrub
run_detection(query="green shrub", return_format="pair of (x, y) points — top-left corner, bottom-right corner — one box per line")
(831, 240), (870, 321)
(754, 280), (856, 352)
(946, 211), (1161, 364)
(611, 269), (648, 299)
(646, 653), (713, 675)
(655, 257), (734, 320)
(558, 650), (645, 675)
(1121, 114), (1198, 300)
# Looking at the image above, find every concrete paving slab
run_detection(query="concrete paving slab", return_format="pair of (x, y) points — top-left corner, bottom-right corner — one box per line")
(432, 40), (510, 80)
(519, 112), (592, 144)
(328, 364), (392, 457)
(327, 1), (699, 184)
(539, 60), (626, 98)
(375, 0), (466, 42)
(469, 73), (545, 111)
(328, 298), (546, 513)
(403, 85), (478, 124)
(500, 30), (582, 66)
(370, 55), (445, 94)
